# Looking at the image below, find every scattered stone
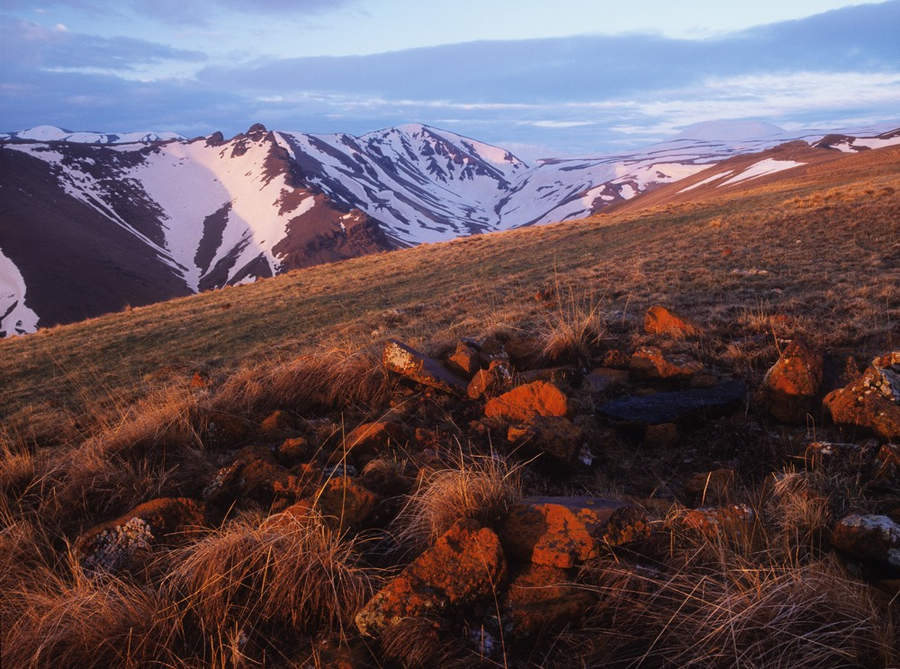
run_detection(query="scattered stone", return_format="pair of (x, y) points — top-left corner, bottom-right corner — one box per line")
(759, 337), (824, 422)
(342, 421), (406, 465)
(484, 381), (569, 422)
(597, 380), (747, 425)
(260, 409), (294, 438)
(467, 360), (514, 399)
(629, 346), (703, 381)
(803, 441), (870, 473)
(190, 371), (210, 389)
(383, 339), (468, 394)
(500, 497), (634, 568)
(519, 366), (577, 387)
(204, 447), (316, 508)
(824, 352), (900, 439)
(360, 458), (411, 497)
(507, 416), (584, 465)
(503, 564), (595, 637)
(355, 519), (506, 637)
(684, 469), (736, 505)
(277, 435), (311, 464)
(447, 341), (481, 378)
(831, 514), (900, 569)
(312, 477), (379, 529)
(680, 504), (755, 538)
(584, 367), (630, 393)
(600, 349), (630, 368)
(76, 497), (204, 572)
(644, 305), (701, 337)
(204, 410), (254, 448)
(644, 422), (678, 448)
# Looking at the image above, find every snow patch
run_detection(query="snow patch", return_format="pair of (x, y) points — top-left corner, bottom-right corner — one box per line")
(719, 159), (805, 187)
(678, 170), (734, 193)
(0, 248), (39, 335)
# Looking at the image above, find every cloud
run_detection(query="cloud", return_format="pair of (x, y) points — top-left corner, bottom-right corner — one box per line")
(0, 0), (358, 24)
(0, 17), (206, 69)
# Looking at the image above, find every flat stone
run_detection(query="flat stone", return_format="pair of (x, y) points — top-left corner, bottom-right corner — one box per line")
(597, 380), (746, 425)
(383, 339), (468, 394)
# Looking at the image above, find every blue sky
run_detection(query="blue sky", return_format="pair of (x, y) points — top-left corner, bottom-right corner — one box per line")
(1, 0), (898, 157)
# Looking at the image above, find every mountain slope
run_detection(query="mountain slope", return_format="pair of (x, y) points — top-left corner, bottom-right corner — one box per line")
(2, 122), (897, 335)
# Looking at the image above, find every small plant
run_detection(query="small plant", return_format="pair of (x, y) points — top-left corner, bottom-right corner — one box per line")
(536, 280), (606, 364)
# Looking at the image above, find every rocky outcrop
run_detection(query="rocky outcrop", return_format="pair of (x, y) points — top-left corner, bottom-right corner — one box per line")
(824, 352), (900, 439)
(355, 519), (506, 637)
(484, 381), (569, 422)
(644, 305), (701, 337)
(629, 346), (703, 381)
(759, 337), (823, 422)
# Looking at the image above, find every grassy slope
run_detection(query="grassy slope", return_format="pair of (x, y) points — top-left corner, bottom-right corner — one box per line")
(2, 144), (898, 427)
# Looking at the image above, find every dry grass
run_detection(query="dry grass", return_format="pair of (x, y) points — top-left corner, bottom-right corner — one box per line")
(391, 451), (523, 552)
(536, 282), (607, 364)
(165, 508), (374, 646)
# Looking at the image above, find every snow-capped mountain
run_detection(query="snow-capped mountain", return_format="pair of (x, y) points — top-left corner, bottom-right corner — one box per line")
(2, 121), (898, 336)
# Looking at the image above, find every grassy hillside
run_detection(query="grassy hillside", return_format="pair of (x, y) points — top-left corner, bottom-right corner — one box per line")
(1, 143), (899, 668)
(2, 144), (897, 433)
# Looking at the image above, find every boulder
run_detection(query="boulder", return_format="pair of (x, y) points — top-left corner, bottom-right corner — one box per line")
(484, 381), (569, 422)
(467, 360), (513, 399)
(355, 519), (506, 637)
(277, 435), (311, 464)
(383, 339), (468, 394)
(499, 497), (641, 568)
(76, 497), (204, 572)
(629, 346), (703, 381)
(312, 477), (379, 529)
(759, 337), (824, 422)
(503, 564), (595, 637)
(824, 352), (900, 440)
(507, 416), (584, 465)
(447, 341), (481, 378)
(259, 409), (294, 439)
(597, 380), (746, 425)
(831, 514), (900, 569)
(644, 305), (701, 337)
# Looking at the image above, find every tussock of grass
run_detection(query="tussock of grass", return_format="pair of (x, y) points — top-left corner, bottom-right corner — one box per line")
(211, 346), (392, 416)
(537, 284), (606, 363)
(391, 452), (522, 552)
(165, 508), (374, 644)
(2, 559), (179, 669)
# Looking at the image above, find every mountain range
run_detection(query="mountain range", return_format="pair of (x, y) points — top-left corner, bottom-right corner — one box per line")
(1, 121), (898, 337)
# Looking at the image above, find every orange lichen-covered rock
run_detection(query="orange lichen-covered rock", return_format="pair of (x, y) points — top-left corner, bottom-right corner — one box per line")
(507, 416), (584, 465)
(500, 497), (635, 568)
(644, 305), (701, 337)
(355, 519), (506, 637)
(312, 477), (379, 529)
(383, 339), (468, 394)
(484, 381), (569, 422)
(759, 337), (824, 422)
(447, 341), (481, 378)
(259, 409), (294, 438)
(629, 346), (703, 381)
(680, 504), (755, 538)
(75, 497), (204, 572)
(503, 564), (595, 636)
(341, 420), (406, 465)
(467, 360), (513, 399)
(824, 352), (900, 440)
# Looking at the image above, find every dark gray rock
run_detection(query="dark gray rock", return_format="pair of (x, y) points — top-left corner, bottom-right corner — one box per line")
(597, 380), (746, 424)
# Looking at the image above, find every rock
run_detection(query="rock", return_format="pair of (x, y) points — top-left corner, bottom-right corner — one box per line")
(629, 346), (703, 381)
(500, 497), (633, 568)
(355, 519), (506, 637)
(831, 514), (900, 569)
(824, 352), (900, 440)
(803, 441), (871, 473)
(312, 477), (379, 529)
(76, 497), (204, 572)
(597, 380), (746, 425)
(260, 409), (294, 439)
(507, 416), (584, 465)
(204, 447), (316, 508)
(759, 337), (824, 422)
(467, 360), (513, 399)
(447, 341), (481, 378)
(277, 435), (311, 464)
(503, 564), (595, 637)
(600, 349), (631, 369)
(341, 421), (406, 466)
(190, 371), (210, 389)
(204, 410), (254, 448)
(684, 469), (736, 505)
(360, 458), (411, 497)
(644, 305), (701, 337)
(383, 339), (468, 394)
(644, 422), (678, 447)
(518, 366), (577, 387)
(680, 504), (755, 538)
(584, 367), (630, 393)
(484, 381), (569, 422)
(876, 443), (900, 478)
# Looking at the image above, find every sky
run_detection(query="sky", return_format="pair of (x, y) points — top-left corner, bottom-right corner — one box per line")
(1, 0), (899, 158)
